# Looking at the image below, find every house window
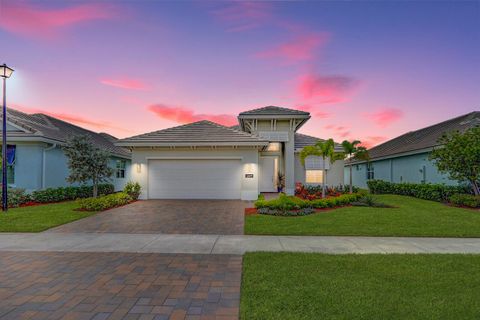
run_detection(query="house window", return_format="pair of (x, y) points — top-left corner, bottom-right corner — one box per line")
(1, 145), (15, 185)
(306, 170), (323, 184)
(366, 163), (374, 180)
(116, 160), (126, 178)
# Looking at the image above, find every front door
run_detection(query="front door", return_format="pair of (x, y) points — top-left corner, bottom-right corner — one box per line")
(259, 157), (276, 192)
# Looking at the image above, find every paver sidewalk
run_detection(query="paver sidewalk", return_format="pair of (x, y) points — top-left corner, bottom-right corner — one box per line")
(1, 233), (480, 254)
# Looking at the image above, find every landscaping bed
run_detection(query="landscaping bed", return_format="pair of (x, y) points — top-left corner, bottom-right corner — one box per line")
(245, 194), (480, 237)
(241, 252), (480, 320)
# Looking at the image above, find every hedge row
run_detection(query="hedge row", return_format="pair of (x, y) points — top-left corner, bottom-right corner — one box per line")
(255, 193), (363, 212)
(366, 180), (471, 202)
(449, 194), (480, 208)
(3, 184), (115, 208)
(77, 192), (132, 211)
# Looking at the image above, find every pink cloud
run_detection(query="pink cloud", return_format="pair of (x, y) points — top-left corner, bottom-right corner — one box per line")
(210, 2), (272, 32)
(12, 105), (131, 133)
(100, 78), (149, 91)
(359, 136), (388, 149)
(0, 1), (117, 39)
(256, 33), (329, 63)
(297, 105), (331, 118)
(323, 124), (351, 139)
(364, 108), (404, 127)
(147, 104), (237, 126)
(297, 74), (360, 104)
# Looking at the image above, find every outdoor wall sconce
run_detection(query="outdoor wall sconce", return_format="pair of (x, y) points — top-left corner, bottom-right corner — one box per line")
(136, 163), (141, 173)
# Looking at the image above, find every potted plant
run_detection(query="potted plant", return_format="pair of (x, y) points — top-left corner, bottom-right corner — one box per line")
(277, 173), (285, 192)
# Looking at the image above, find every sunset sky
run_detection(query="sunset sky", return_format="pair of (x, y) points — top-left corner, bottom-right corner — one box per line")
(1, 0), (478, 147)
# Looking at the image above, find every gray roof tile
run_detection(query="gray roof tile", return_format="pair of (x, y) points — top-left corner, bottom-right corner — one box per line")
(117, 120), (269, 146)
(3, 108), (131, 158)
(239, 106), (310, 116)
(355, 111), (480, 162)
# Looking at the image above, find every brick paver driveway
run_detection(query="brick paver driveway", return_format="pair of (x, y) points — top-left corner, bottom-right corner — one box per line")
(0, 252), (242, 320)
(50, 200), (246, 235)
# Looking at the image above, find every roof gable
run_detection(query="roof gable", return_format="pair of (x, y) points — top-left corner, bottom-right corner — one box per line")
(239, 106), (310, 116)
(116, 120), (269, 147)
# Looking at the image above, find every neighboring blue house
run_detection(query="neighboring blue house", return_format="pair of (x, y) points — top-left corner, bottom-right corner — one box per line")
(2, 108), (131, 192)
(346, 111), (480, 188)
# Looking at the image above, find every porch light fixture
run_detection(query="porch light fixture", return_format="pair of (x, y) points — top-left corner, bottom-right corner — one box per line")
(136, 163), (141, 173)
(1, 64), (14, 212)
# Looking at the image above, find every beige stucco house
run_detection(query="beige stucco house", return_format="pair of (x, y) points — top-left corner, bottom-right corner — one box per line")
(116, 106), (344, 200)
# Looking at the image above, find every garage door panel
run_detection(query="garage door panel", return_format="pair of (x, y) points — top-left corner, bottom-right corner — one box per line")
(148, 159), (242, 199)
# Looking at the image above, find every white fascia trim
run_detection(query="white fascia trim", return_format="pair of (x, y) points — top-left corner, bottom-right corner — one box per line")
(116, 141), (268, 147)
(238, 114), (310, 120)
(146, 156), (244, 160)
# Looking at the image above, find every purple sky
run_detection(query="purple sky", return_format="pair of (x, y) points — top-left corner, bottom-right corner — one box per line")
(1, 0), (479, 147)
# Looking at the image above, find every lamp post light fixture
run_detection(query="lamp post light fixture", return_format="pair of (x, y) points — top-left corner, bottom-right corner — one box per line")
(0, 64), (14, 212)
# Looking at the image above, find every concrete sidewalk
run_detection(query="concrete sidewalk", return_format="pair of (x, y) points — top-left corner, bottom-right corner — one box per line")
(1, 233), (480, 254)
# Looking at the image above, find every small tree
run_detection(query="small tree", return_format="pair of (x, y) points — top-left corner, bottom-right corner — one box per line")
(429, 127), (480, 195)
(63, 135), (113, 197)
(300, 138), (344, 198)
(341, 140), (369, 193)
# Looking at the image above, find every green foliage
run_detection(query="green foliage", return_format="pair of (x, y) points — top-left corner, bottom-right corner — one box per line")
(124, 181), (141, 200)
(257, 207), (315, 216)
(429, 127), (480, 195)
(254, 193), (362, 215)
(342, 139), (369, 193)
(77, 192), (132, 211)
(63, 135), (114, 197)
(31, 184), (114, 203)
(3, 188), (31, 208)
(367, 180), (470, 202)
(351, 194), (393, 208)
(449, 194), (480, 208)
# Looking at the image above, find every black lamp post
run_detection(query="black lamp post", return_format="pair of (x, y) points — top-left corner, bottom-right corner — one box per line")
(0, 64), (14, 212)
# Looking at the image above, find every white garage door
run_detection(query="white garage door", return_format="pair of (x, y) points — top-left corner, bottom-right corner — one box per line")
(148, 159), (242, 199)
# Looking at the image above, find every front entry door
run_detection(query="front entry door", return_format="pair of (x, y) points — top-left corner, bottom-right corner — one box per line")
(259, 157), (276, 192)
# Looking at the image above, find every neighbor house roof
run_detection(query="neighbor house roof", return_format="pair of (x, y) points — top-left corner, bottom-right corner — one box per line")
(116, 120), (269, 147)
(2, 108), (131, 159)
(351, 111), (480, 164)
(239, 106), (310, 116)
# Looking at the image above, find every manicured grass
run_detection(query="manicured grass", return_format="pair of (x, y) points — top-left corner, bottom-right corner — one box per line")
(245, 194), (480, 237)
(0, 202), (97, 232)
(241, 252), (480, 320)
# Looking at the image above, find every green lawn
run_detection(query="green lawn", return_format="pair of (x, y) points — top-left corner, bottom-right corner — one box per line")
(0, 202), (97, 232)
(245, 194), (480, 237)
(241, 252), (480, 320)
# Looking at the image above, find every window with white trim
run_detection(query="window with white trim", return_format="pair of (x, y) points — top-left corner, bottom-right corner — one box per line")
(366, 163), (374, 180)
(306, 170), (323, 184)
(116, 160), (126, 179)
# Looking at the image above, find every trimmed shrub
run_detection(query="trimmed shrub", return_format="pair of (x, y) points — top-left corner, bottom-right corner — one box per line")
(367, 180), (471, 202)
(124, 182), (141, 200)
(77, 192), (132, 211)
(2, 188), (31, 208)
(351, 194), (393, 208)
(255, 193), (362, 215)
(31, 184), (114, 203)
(449, 194), (480, 208)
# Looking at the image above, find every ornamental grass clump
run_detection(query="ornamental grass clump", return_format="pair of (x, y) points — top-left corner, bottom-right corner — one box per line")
(77, 192), (132, 211)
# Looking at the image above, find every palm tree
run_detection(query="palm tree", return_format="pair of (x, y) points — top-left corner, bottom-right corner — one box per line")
(341, 140), (369, 193)
(300, 139), (344, 198)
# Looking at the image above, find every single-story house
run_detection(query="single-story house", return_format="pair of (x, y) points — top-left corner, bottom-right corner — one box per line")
(2, 108), (132, 192)
(346, 111), (480, 188)
(116, 106), (344, 200)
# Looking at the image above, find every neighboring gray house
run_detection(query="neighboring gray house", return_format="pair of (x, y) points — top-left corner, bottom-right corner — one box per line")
(2, 108), (131, 192)
(346, 111), (480, 188)
(116, 106), (344, 200)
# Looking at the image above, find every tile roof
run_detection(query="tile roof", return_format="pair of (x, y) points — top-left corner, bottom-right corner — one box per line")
(3, 108), (131, 158)
(239, 106), (310, 116)
(116, 120), (269, 146)
(353, 111), (480, 163)
(294, 133), (342, 151)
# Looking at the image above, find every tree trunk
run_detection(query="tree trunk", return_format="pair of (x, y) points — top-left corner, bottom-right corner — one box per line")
(349, 164), (353, 194)
(93, 179), (98, 198)
(322, 157), (326, 198)
(472, 180), (480, 196)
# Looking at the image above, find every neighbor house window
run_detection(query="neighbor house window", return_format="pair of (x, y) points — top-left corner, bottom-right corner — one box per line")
(306, 170), (323, 184)
(366, 163), (374, 180)
(116, 160), (126, 178)
(1, 145), (15, 185)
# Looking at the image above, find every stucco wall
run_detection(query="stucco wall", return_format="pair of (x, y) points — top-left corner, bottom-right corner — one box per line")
(295, 154), (344, 187)
(10, 142), (130, 192)
(347, 152), (458, 188)
(129, 147), (260, 200)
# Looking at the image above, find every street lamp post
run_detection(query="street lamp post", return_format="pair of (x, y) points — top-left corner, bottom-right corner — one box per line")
(0, 64), (14, 212)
